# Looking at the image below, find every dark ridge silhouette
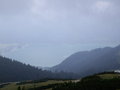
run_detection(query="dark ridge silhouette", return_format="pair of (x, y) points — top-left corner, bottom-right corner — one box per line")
(0, 56), (78, 83)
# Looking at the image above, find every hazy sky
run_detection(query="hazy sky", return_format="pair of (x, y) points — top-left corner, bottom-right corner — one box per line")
(0, 0), (120, 67)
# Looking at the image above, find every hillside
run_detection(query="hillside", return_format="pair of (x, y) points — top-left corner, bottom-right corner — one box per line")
(52, 45), (120, 77)
(0, 56), (78, 83)
(0, 80), (69, 90)
(1, 72), (120, 90)
(53, 72), (120, 90)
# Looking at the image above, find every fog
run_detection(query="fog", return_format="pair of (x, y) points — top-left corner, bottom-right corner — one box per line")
(0, 0), (120, 66)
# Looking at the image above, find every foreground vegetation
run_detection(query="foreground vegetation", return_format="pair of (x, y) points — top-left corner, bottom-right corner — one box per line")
(0, 79), (70, 90)
(1, 72), (120, 90)
(53, 72), (120, 90)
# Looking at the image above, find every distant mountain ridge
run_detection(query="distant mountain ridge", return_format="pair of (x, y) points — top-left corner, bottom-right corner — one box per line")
(51, 45), (120, 77)
(0, 56), (78, 83)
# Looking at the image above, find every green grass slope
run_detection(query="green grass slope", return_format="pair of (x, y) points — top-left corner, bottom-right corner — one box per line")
(53, 72), (120, 90)
(1, 72), (120, 90)
(0, 80), (69, 90)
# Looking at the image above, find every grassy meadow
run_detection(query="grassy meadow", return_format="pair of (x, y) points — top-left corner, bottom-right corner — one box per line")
(0, 80), (70, 90)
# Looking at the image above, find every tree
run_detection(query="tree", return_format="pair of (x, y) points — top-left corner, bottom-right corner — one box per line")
(22, 86), (25, 90)
(18, 86), (21, 90)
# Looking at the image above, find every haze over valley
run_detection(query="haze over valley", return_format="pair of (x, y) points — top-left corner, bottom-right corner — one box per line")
(0, 0), (120, 90)
(0, 0), (120, 67)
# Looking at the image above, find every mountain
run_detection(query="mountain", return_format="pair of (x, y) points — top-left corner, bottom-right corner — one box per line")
(0, 56), (78, 83)
(51, 45), (120, 77)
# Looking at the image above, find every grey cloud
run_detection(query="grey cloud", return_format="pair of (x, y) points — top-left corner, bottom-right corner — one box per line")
(0, 0), (120, 44)
(0, 43), (27, 54)
(0, 0), (32, 16)
(0, 0), (120, 66)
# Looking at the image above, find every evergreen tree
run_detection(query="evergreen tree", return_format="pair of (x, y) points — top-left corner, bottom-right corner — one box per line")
(18, 86), (21, 90)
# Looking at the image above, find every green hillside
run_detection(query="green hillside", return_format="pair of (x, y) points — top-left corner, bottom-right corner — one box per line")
(1, 72), (120, 90)
(0, 80), (70, 90)
(53, 72), (120, 90)
(98, 73), (120, 79)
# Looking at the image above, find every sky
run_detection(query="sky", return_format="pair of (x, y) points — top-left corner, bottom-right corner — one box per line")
(0, 0), (120, 67)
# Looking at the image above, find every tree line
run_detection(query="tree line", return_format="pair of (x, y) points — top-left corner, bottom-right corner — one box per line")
(0, 56), (78, 83)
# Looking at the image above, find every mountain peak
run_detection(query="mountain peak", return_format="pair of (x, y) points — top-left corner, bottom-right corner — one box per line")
(116, 44), (120, 48)
(52, 45), (120, 77)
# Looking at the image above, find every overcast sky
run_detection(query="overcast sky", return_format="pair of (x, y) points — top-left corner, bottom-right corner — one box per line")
(0, 0), (120, 67)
